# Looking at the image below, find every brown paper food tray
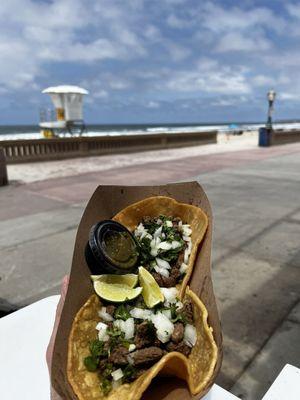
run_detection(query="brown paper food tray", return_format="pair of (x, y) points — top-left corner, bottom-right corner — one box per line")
(51, 181), (223, 399)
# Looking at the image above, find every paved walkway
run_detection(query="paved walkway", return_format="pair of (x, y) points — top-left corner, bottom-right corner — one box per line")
(0, 141), (300, 399)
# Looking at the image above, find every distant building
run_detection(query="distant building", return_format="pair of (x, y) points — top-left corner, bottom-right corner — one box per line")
(39, 85), (88, 138)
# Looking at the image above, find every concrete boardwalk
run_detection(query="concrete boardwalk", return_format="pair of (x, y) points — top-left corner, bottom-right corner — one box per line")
(0, 141), (300, 399)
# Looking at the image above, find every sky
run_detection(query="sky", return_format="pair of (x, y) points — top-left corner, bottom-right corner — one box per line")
(0, 0), (300, 124)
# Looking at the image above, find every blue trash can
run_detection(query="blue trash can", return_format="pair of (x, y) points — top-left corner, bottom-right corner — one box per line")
(259, 127), (271, 147)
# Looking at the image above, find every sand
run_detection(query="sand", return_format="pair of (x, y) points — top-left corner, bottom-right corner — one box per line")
(7, 131), (257, 183)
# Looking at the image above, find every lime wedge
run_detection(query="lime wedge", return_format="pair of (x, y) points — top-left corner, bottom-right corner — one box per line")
(91, 274), (138, 288)
(93, 281), (142, 302)
(138, 266), (164, 308)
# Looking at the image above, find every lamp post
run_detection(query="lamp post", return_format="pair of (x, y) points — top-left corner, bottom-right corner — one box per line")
(266, 89), (276, 131)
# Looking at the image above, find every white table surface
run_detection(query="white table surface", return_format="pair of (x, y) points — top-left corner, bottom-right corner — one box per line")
(262, 364), (300, 400)
(0, 295), (240, 400)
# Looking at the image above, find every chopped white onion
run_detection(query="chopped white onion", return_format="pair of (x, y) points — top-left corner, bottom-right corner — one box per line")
(156, 257), (171, 269)
(151, 312), (174, 343)
(180, 263), (189, 274)
(150, 247), (159, 257)
(113, 318), (135, 339)
(134, 223), (145, 237)
(150, 237), (161, 257)
(171, 240), (182, 249)
(98, 307), (114, 322)
(158, 241), (173, 251)
(111, 368), (124, 381)
(130, 308), (153, 320)
(183, 235), (191, 242)
(184, 324), (197, 347)
(182, 226), (192, 237)
(178, 220), (182, 229)
(157, 218), (163, 225)
(96, 322), (109, 342)
(160, 287), (178, 306)
(154, 265), (170, 278)
(161, 309), (172, 319)
(166, 220), (173, 227)
(128, 344), (136, 352)
(175, 301), (183, 310)
(153, 226), (162, 239)
(124, 318), (135, 339)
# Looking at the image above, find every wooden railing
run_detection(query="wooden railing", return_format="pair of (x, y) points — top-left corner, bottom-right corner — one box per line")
(0, 131), (217, 164)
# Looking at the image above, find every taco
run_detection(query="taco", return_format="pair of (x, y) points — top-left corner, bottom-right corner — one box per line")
(113, 196), (208, 298)
(67, 196), (218, 399)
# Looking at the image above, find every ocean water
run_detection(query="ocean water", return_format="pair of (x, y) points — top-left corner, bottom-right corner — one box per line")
(0, 122), (299, 141)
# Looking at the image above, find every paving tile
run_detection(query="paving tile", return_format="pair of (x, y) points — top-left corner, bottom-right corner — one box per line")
(231, 303), (300, 400)
(0, 185), (68, 221)
(0, 205), (83, 250)
(213, 249), (300, 389)
(0, 229), (76, 308)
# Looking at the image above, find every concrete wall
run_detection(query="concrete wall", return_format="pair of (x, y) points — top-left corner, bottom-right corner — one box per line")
(0, 131), (217, 164)
(0, 148), (8, 185)
(271, 129), (300, 146)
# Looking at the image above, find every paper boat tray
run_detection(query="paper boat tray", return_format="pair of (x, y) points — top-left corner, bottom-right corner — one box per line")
(51, 181), (223, 399)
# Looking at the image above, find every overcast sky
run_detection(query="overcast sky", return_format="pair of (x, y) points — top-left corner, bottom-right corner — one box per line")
(0, 0), (300, 124)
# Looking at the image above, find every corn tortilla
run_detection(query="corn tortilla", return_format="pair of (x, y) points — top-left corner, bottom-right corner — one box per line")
(68, 289), (218, 400)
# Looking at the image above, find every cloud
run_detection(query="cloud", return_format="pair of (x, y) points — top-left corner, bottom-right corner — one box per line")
(286, 3), (300, 19)
(200, 2), (285, 34)
(279, 92), (300, 101)
(166, 14), (190, 29)
(215, 32), (272, 52)
(165, 59), (251, 94)
(165, 42), (191, 61)
(251, 75), (276, 87)
(0, 0), (147, 90)
(147, 101), (160, 108)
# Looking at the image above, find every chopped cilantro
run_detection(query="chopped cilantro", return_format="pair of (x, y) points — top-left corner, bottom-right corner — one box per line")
(114, 304), (131, 320)
(123, 364), (137, 382)
(100, 378), (112, 395)
(89, 339), (107, 358)
(102, 363), (113, 378)
(107, 327), (125, 351)
(84, 355), (98, 372)
(170, 303), (187, 324)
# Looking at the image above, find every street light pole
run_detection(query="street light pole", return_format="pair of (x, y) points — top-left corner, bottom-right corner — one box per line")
(266, 90), (276, 130)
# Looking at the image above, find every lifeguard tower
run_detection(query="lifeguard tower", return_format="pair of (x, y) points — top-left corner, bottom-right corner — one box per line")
(39, 85), (89, 138)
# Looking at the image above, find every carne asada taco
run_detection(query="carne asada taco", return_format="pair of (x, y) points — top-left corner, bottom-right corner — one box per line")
(113, 196), (208, 298)
(68, 288), (217, 400)
(67, 196), (217, 399)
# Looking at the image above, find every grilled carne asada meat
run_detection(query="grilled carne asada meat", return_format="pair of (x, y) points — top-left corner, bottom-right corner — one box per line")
(171, 322), (184, 343)
(131, 347), (166, 366)
(108, 345), (128, 366)
(152, 272), (177, 288)
(182, 299), (194, 324)
(134, 321), (155, 349)
(166, 340), (191, 357)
